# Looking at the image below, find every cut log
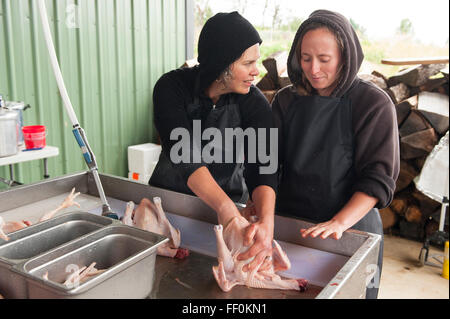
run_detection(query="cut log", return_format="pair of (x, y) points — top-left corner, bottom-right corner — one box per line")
(440, 65), (449, 80)
(372, 70), (389, 83)
(359, 73), (387, 89)
(400, 128), (438, 159)
(417, 92), (449, 135)
(387, 64), (446, 87)
(437, 83), (449, 95)
(396, 160), (419, 192)
(386, 82), (410, 104)
(262, 51), (288, 87)
(402, 128), (438, 153)
(405, 95), (419, 108)
(412, 189), (441, 219)
(399, 109), (432, 138)
(390, 197), (408, 215)
(414, 156), (427, 171)
(400, 143), (429, 160)
(256, 74), (277, 91)
(379, 207), (398, 229)
(405, 205), (422, 223)
(395, 100), (413, 127)
(409, 77), (448, 96)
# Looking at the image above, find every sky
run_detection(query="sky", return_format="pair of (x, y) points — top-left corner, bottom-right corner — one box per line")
(207, 0), (450, 46)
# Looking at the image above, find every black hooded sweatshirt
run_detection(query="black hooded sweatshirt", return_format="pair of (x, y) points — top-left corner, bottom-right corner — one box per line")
(272, 10), (400, 210)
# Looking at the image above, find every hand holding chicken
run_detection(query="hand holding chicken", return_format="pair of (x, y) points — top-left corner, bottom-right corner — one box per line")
(212, 215), (308, 292)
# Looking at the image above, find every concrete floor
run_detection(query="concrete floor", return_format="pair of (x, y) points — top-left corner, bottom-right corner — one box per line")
(379, 234), (449, 299)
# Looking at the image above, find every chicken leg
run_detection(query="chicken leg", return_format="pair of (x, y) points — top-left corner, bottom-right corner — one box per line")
(39, 188), (81, 222)
(0, 188), (81, 241)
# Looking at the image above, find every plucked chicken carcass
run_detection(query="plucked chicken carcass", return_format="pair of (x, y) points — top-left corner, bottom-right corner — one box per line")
(0, 188), (80, 241)
(41, 262), (106, 287)
(212, 215), (308, 292)
(61, 262), (105, 287)
(122, 197), (189, 259)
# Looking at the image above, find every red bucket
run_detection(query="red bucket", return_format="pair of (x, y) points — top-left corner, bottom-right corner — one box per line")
(22, 125), (46, 150)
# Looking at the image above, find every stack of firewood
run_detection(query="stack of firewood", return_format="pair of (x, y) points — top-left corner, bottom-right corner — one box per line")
(256, 51), (290, 102)
(366, 64), (449, 240)
(257, 54), (449, 241)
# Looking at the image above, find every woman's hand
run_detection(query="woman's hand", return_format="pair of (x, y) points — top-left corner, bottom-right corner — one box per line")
(239, 199), (256, 221)
(237, 219), (274, 272)
(300, 219), (347, 240)
(301, 192), (379, 240)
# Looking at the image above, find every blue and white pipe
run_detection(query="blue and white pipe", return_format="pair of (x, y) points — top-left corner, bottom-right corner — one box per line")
(37, 0), (117, 219)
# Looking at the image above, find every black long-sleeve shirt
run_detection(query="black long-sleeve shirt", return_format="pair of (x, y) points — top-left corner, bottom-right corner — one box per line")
(152, 66), (277, 198)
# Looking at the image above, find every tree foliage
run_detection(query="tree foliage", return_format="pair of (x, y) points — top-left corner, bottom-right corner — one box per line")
(397, 18), (414, 35)
(350, 18), (366, 38)
(195, 0), (213, 27)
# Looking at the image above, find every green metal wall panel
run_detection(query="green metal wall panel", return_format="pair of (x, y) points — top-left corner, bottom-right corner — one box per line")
(0, 0), (186, 189)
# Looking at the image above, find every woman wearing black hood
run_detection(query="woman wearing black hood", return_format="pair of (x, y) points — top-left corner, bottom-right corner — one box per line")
(272, 10), (400, 298)
(150, 12), (277, 271)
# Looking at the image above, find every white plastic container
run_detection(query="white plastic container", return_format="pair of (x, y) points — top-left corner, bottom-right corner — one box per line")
(128, 172), (152, 184)
(127, 143), (161, 176)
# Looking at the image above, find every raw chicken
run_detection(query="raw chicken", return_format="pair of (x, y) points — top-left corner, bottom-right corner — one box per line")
(122, 197), (189, 259)
(0, 188), (81, 241)
(38, 188), (81, 222)
(212, 215), (308, 292)
(62, 262), (105, 287)
(0, 216), (10, 241)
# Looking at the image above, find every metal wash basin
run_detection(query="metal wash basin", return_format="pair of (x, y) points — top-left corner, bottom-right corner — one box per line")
(13, 225), (168, 299)
(0, 211), (117, 299)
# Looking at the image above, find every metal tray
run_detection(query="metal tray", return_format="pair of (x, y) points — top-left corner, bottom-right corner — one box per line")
(0, 211), (117, 298)
(13, 225), (168, 299)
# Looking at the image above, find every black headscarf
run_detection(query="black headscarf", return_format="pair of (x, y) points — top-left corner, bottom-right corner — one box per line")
(197, 12), (262, 91)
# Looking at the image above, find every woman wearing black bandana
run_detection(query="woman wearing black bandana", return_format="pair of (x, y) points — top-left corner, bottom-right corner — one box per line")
(272, 10), (400, 298)
(150, 12), (277, 271)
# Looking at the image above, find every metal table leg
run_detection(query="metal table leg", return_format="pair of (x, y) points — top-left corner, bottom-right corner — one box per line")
(1, 164), (21, 187)
(9, 164), (14, 181)
(44, 158), (49, 178)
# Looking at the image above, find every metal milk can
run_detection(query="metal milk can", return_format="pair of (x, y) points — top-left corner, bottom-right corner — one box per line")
(0, 95), (19, 157)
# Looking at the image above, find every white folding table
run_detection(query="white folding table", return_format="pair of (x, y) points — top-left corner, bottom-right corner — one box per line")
(0, 146), (59, 186)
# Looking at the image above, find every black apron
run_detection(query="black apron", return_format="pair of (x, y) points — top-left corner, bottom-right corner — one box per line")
(150, 80), (247, 203)
(276, 94), (383, 299)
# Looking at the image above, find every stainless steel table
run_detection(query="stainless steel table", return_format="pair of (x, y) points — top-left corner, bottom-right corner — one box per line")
(0, 171), (381, 299)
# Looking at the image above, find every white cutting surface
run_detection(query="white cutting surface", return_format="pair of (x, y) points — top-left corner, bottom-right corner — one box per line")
(2, 194), (348, 287)
(163, 212), (349, 287)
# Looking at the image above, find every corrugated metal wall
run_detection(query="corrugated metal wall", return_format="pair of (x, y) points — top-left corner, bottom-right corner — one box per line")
(0, 0), (186, 189)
